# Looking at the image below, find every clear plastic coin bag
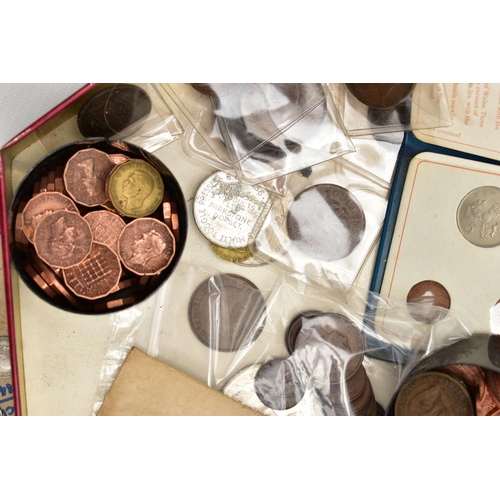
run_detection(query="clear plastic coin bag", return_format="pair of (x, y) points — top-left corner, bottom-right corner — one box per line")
(162, 83), (355, 185)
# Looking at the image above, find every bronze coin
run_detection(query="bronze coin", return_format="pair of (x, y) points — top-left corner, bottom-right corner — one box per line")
(108, 154), (132, 166)
(284, 310), (324, 355)
(190, 83), (240, 96)
(406, 280), (451, 324)
(346, 83), (416, 109)
(21, 192), (79, 243)
(188, 273), (267, 352)
(485, 369), (500, 406)
(77, 84), (152, 139)
(434, 364), (484, 398)
(118, 218), (175, 276)
(63, 242), (122, 300)
(33, 210), (93, 269)
(83, 210), (126, 254)
(293, 312), (365, 384)
(287, 184), (366, 262)
(330, 364), (369, 404)
(254, 358), (306, 411)
(64, 148), (116, 206)
(395, 371), (475, 416)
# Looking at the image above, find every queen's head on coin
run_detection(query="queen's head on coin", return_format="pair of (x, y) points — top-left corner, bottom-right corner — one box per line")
(129, 229), (166, 266)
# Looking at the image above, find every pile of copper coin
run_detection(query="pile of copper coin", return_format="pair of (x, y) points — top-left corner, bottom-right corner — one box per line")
(10, 143), (182, 313)
(282, 311), (380, 416)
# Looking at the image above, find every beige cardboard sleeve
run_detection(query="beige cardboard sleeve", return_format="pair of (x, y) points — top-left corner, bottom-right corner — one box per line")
(97, 347), (260, 416)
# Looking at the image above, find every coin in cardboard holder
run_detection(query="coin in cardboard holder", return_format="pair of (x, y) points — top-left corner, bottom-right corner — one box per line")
(8, 139), (187, 314)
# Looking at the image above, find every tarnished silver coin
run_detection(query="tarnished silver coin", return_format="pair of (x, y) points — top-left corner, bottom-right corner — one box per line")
(222, 364), (322, 416)
(457, 186), (500, 247)
(0, 337), (11, 378)
(193, 171), (271, 249)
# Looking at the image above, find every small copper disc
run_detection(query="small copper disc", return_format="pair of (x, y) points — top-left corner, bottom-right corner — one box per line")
(406, 280), (451, 324)
(33, 210), (93, 269)
(346, 83), (416, 109)
(83, 210), (126, 254)
(118, 218), (175, 275)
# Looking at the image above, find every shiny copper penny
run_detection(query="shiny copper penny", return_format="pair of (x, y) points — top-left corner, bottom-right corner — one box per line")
(485, 369), (500, 407)
(108, 154), (132, 165)
(83, 210), (126, 254)
(118, 218), (175, 275)
(21, 191), (79, 242)
(434, 364), (484, 398)
(293, 312), (365, 383)
(188, 273), (267, 352)
(24, 261), (58, 299)
(395, 371), (474, 416)
(254, 358), (306, 411)
(63, 242), (122, 300)
(64, 148), (116, 206)
(33, 210), (93, 269)
(346, 83), (416, 109)
(406, 280), (451, 324)
(287, 184), (366, 262)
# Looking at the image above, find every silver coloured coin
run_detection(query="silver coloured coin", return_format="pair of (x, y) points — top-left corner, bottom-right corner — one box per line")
(193, 171), (271, 249)
(0, 337), (11, 378)
(222, 364), (323, 416)
(457, 186), (500, 248)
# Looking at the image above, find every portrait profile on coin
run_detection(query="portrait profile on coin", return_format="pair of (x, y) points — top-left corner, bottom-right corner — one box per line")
(122, 170), (156, 211)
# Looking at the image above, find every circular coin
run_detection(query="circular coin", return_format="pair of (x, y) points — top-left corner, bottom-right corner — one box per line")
(287, 184), (366, 261)
(118, 218), (175, 275)
(83, 210), (126, 254)
(254, 358), (307, 411)
(293, 312), (365, 384)
(33, 210), (93, 269)
(106, 159), (164, 218)
(395, 371), (475, 416)
(210, 242), (254, 263)
(188, 273), (267, 352)
(406, 280), (451, 324)
(64, 148), (116, 206)
(193, 171), (270, 249)
(21, 191), (79, 242)
(456, 186), (500, 248)
(63, 242), (122, 300)
(0, 337), (11, 378)
(346, 83), (416, 109)
(284, 310), (324, 355)
(77, 84), (152, 138)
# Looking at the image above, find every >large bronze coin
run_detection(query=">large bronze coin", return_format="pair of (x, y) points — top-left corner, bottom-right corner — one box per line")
(188, 273), (267, 352)
(346, 83), (416, 109)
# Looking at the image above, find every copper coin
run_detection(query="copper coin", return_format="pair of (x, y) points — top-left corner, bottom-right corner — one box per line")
(287, 184), (366, 262)
(24, 261), (58, 299)
(108, 154), (132, 165)
(33, 210), (93, 269)
(254, 358), (306, 411)
(434, 364), (484, 398)
(395, 371), (475, 416)
(406, 280), (451, 324)
(21, 192), (79, 243)
(63, 242), (122, 300)
(64, 148), (116, 206)
(284, 310), (324, 355)
(293, 312), (365, 384)
(188, 273), (267, 352)
(190, 83), (240, 96)
(346, 83), (416, 109)
(118, 218), (175, 275)
(77, 84), (152, 139)
(485, 369), (500, 406)
(330, 364), (369, 405)
(83, 210), (126, 254)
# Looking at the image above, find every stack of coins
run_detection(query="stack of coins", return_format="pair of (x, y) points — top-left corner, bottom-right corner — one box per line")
(10, 144), (182, 313)
(285, 311), (378, 416)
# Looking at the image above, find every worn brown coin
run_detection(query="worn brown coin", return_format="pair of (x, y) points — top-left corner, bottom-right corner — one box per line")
(190, 83), (240, 96)
(330, 364), (369, 405)
(21, 192), (79, 243)
(106, 159), (164, 218)
(287, 184), (366, 262)
(293, 312), (365, 384)
(395, 371), (475, 416)
(64, 148), (116, 206)
(83, 210), (126, 254)
(63, 242), (122, 300)
(77, 84), (152, 139)
(33, 210), (93, 269)
(118, 217), (175, 275)
(346, 83), (416, 109)
(254, 358), (306, 411)
(188, 273), (267, 352)
(406, 280), (451, 324)
(284, 310), (324, 355)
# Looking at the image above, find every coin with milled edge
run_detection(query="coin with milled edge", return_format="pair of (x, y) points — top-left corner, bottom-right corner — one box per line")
(287, 184), (366, 262)
(395, 371), (475, 416)
(118, 218), (175, 275)
(188, 273), (266, 352)
(83, 210), (126, 254)
(457, 186), (500, 248)
(33, 210), (93, 269)
(107, 160), (164, 218)
(406, 280), (451, 324)
(193, 171), (270, 249)
(210, 243), (254, 263)
(346, 83), (416, 109)
(0, 337), (11, 378)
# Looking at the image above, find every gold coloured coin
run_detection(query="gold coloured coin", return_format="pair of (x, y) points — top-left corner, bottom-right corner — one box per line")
(106, 160), (164, 218)
(210, 243), (254, 263)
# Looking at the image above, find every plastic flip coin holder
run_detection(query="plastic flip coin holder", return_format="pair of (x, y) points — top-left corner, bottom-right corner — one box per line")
(8, 139), (188, 314)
